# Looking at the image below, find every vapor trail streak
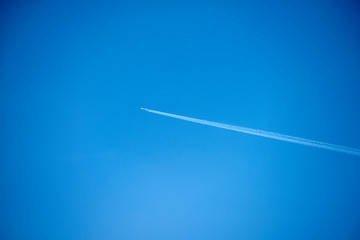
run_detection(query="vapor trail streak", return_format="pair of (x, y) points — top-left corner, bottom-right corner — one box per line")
(141, 108), (360, 157)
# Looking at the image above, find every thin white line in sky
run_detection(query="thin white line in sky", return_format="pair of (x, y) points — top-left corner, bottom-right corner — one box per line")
(141, 108), (360, 157)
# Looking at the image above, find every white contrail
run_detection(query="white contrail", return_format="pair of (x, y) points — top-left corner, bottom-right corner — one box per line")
(141, 108), (360, 157)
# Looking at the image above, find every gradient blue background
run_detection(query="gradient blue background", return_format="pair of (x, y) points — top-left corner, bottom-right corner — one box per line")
(1, 0), (360, 239)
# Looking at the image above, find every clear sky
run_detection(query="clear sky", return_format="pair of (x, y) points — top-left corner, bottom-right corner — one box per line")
(1, 0), (360, 239)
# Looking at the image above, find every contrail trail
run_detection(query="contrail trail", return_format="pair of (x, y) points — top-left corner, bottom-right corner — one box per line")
(140, 108), (360, 157)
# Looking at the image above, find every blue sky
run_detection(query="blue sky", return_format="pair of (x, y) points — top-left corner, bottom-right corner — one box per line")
(1, 0), (360, 239)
